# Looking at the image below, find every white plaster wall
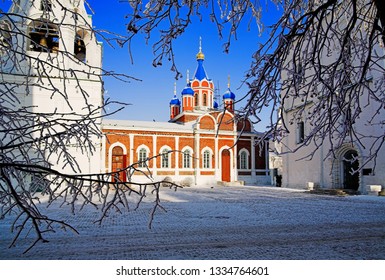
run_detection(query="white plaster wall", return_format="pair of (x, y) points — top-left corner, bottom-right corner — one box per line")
(1, 0), (103, 176)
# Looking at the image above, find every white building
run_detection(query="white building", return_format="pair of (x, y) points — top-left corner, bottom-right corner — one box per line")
(279, 1), (385, 194)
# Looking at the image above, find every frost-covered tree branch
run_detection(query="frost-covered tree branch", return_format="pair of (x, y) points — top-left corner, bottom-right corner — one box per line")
(0, 0), (179, 253)
(244, 0), (385, 165)
(119, 0), (384, 168)
(119, 0), (264, 79)
(2, 0), (384, 253)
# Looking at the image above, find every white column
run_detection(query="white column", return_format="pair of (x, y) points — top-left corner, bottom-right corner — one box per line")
(265, 140), (269, 176)
(233, 133), (238, 182)
(215, 133), (219, 181)
(194, 129), (200, 185)
(153, 135), (157, 176)
(251, 136), (256, 182)
(129, 134), (134, 166)
(101, 133), (107, 173)
(175, 136), (179, 177)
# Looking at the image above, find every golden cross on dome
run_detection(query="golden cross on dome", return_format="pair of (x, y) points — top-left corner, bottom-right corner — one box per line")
(196, 37), (205, 60)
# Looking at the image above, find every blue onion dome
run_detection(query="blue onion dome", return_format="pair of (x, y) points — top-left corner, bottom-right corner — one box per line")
(213, 100), (219, 109)
(181, 84), (195, 96)
(223, 88), (236, 100)
(194, 37), (208, 80)
(169, 95), (181, 106)
(194, 59), (208, 81)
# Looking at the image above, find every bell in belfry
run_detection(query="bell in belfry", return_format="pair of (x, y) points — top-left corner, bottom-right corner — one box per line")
(39, 37), (48, 48)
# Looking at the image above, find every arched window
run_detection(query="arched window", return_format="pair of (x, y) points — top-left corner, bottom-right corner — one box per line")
(40, 0), (52, 11)
(161, 148), (170, 168)
(203, 93), (207, 106)
(239, 150), (249, 169)
(0, 20), (12, 54)
(203, 150), (211, 169)
(194, 93), (199, 106)
(74, 32), (86, 62)
(138, 148), (147, 168)
(29, 20), (59, 53)
(183, 149), (191, 169)
(294, 62), (304, 84)
(296, 121), (304, 144)
(10, 0), (21, 13)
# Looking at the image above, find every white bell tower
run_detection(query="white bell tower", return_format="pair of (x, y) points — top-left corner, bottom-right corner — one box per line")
(1, 0), (103, 175)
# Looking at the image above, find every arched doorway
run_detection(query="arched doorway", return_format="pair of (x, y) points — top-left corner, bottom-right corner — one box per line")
(221, 149), (231, 182)
(342, 150), (359, 190)
(111, 146), (126, 182)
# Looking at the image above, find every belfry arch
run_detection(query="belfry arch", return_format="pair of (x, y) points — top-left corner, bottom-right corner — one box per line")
(74, 30), (87, 62)
(28, 20), (59, 53)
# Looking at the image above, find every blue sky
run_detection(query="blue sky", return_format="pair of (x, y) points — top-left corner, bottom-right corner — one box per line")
(1, 0), (279, 131)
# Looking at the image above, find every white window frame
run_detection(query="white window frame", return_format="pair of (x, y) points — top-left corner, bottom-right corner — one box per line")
(159, 145), (172, 169)
(202, 148), (213, 169)
(138, 148), (147, 168)
(239, 149), (250, 170)
(136, 145), (150, 168)
(182, 147), (193, 169)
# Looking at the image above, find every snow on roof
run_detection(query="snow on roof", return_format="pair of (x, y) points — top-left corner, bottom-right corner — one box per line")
(102, 119), (195, 132)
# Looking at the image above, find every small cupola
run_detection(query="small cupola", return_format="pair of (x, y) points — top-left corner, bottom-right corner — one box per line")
(181, 70), (195, 112)
(169, 82), (181, 120)
(223, 76), (236, 113)
(213, 100), (219, 110)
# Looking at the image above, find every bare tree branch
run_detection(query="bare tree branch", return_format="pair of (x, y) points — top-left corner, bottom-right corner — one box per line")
(0, 0), (181, 253)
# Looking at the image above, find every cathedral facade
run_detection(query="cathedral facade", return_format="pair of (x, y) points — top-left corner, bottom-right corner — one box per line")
(102, 47), (270, 186)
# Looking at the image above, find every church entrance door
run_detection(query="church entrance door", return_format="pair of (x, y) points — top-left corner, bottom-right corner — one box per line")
(112, 146), (126, 182)
(221, 149), (231, 182)
(343, 150), (359, 191)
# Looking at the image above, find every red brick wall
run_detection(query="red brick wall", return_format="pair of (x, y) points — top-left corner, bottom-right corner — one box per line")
(237, 119), (252, 132)
(218, 113), (234, 131)
(133, 135), (153, 166)
(178, 137), (194, 168)
(174, 114), (198, 123)
(200, 115), (215, 130)
(103, 123), (267, 177)
(104, 129), (130, 168)
(255, 142), (267, 169)
(157, 136), (176, 168)
(237, 139), (252, 169)
(199, 136), (215, 168)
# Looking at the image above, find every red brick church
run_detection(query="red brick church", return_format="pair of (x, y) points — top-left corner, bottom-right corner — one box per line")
(101, 45), (270, 186)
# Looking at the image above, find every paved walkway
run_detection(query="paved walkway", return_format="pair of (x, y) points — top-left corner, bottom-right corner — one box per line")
(1, 186), (385, 259)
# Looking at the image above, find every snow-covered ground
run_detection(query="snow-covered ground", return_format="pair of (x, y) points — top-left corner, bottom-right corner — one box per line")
(1, 185), (385, 260)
